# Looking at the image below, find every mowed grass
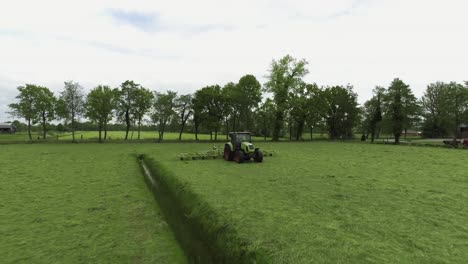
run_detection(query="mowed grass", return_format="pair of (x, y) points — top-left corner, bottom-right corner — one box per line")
(2, 142), (467, 263)
(145, 142), (468, 263)
(0, 144), (186, 263)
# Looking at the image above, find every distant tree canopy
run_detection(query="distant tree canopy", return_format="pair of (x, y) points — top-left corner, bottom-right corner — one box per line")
(7, 55), (468, 143)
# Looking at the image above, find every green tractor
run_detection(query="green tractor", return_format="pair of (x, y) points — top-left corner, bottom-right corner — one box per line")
(224, 132), (263, 163)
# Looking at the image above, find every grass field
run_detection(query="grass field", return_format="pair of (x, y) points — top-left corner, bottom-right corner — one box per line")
(2, 142), (467, 263)
(144, 142), (468, 263)
(0, 144), (186, 263)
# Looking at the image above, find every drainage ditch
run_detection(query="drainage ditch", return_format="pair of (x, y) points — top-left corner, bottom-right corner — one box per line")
(138, 156), (217, 263)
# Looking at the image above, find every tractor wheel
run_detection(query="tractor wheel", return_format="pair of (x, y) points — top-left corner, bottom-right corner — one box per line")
(234, 150), (244, 163)
(224, 145), (233, 161)
(254, 149), (263, 162)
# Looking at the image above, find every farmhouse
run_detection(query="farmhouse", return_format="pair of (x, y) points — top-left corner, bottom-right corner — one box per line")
(0, 123), (17, 134)
(401, 129), (421, 137)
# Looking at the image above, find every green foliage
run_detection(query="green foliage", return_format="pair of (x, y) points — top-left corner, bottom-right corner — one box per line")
(383, 78), (418, 143)
(84, 85), (117, 141)
(322, 85), (359, 139)
(58, 81), (85, 142)
(362, 86), (384, 142)
(192, 85), (224, 140)
(132, 87), (154, 140)
(175, 94), (193, 140)
(236, 75), (262, 131)
(8, 84), (56, 140)
(116, 80), (140, 140)
(152, 91), (177, 141)
(289, 83), (324, 140)
(265, 55), (309, 141)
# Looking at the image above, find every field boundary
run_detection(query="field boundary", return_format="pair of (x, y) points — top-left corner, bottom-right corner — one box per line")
(137, 154), (267, 263)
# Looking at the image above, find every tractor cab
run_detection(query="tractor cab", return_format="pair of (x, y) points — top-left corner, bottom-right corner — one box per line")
(224, 132), (263, 163)
(229, 132), (252, 148)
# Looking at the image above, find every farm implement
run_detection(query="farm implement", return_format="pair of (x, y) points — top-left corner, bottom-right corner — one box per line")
(177, 132), (276, 162)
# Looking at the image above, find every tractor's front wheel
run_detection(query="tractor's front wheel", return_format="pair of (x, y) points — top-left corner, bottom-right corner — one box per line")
(224, 145), (233, 161)
(254, 149), (263, 162)
(234, 150), (244, 163)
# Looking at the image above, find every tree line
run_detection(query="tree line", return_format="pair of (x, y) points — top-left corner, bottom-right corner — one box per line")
(7, 55), (468, 143)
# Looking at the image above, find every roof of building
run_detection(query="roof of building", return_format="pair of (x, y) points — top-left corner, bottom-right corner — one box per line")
(0, 123), (16, 129)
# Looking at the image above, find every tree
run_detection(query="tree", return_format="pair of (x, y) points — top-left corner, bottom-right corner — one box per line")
(175, 94), (193, 140)
(362, 87), (384, 143)
(192, 85), (224, 140)
(131, 87), (153, 140)
(265, 55), (309, 141)
(322, 85), (359, 140)
(116, 80), (139, 140)
(236, 75), (262, 131)
(8, 84), (40, 140)
(421, 82), (448, 137)
(57, 81), (84, 142)
(151, 91), (177, 142)
(304, 84), (325, 141)
(444, 82), (468, 137)
(255, 99), (276, 140)
(191, 92), (205, 141)
(34, 86), (56, 139)
(384, 79), (407, 144)
(221, 82), (239, 138)
(85, 85), (116, 142)
(289, 83), (322, 140)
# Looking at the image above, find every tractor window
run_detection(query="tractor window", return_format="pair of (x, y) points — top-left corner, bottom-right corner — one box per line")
(236, 134), (251, 143)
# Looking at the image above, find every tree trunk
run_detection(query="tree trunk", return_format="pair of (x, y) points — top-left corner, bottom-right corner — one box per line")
(138, 118), (141, 140)
(225, 117), (229, 140)
(104, 122), (108, 140)
(310, 126), (313, 141)
(71, 112), (75, 142)
(404, 128), (407, 140)
(42, 112), (46, 139)
(296, 119), (304, 141)
(98, 123), (102, 142)
(178, 120), (186, 141)
(124, 110), (130, 140)
(27, 119), (32, 140)
(394, 133), (400, 144)
(272, 111), (283, 141)
(214, 128), (218, 141)
(158, 121), (164, 142)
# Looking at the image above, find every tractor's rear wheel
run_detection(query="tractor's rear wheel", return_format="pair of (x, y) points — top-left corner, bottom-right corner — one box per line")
(224, 145), (233, 161)
(234, 150), (244, 163)
(254, 149), (263, 162)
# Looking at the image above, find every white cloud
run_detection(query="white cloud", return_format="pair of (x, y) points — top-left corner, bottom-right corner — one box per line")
(1, 0), (467, 121)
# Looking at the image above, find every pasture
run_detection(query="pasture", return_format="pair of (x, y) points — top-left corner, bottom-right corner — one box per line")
(1, 142), (467, 263)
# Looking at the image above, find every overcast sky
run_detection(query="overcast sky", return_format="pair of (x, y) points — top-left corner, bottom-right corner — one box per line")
(1, 0), (467, 122)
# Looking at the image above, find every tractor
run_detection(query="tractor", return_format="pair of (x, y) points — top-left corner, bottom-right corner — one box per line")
(223, 132), (263, 163)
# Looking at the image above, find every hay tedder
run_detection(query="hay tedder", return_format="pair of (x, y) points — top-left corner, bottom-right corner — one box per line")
(177, 132), (276, 162)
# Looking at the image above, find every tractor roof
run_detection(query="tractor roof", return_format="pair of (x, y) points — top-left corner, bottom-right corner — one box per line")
(229, 132), (251, 135)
